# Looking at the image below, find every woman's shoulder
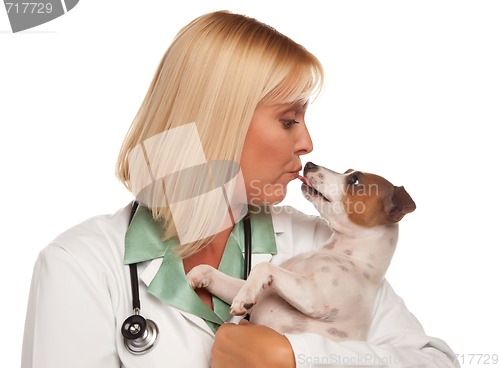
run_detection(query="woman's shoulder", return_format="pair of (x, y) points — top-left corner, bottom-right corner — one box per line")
(41, 203), (132, 264)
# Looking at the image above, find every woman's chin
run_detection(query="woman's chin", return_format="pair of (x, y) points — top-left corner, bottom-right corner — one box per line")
(245, 182), (289, 207)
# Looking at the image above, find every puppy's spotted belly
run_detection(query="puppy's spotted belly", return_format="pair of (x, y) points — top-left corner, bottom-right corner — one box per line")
(250, 270), (372, 341)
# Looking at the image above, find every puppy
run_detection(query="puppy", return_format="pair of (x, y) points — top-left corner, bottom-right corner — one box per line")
(187, 162), (415, 341)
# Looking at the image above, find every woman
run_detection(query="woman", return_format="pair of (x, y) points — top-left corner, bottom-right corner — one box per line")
(21, 11), (458, 368)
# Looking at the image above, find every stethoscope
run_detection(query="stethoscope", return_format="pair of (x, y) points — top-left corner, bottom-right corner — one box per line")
(121, 201), (253, 354)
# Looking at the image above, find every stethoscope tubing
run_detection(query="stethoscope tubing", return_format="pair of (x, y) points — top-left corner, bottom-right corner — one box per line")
(128, 201), (141, 312)
(243, 215), (252, 280)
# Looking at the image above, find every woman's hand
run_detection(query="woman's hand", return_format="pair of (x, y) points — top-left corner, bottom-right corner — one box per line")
(211, 319), (296, 368)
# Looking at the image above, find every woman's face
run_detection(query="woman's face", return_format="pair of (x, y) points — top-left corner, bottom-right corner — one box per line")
(240, 101), (313, 205)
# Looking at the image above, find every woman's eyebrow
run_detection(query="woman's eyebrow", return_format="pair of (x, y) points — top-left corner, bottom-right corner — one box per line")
(274, 100), (309, 113)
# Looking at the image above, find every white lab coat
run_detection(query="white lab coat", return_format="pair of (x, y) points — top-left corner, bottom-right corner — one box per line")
(21, 203), (459, 367)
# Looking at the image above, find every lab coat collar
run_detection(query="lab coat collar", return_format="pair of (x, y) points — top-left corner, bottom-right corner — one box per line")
(124, 205), (278, 264)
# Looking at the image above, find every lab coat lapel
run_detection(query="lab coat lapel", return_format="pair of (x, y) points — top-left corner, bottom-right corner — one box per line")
(269, 206), (295, 264)
(140, 260), (217, 336)
(125, 206), (225, 332)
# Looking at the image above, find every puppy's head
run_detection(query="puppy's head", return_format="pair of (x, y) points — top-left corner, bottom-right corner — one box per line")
(300, 162), (416, 232)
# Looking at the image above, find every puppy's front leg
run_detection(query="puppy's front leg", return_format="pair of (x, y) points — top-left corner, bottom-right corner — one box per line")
(230, 262), (287, 315)
(231, 263), (332, 319)
(187, 265), (245, 304)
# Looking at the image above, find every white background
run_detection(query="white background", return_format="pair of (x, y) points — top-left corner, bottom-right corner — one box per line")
(1, 1), (499, 366)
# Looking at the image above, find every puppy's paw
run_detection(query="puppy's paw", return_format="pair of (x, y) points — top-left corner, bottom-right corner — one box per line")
(186, 264), (215, 289)
(230, 282), (261, 315)
(230, 297), (255, 316)
(230, 265), (273, 315)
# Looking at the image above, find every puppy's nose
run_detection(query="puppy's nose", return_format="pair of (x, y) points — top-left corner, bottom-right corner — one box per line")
(304, 162), (319, 173)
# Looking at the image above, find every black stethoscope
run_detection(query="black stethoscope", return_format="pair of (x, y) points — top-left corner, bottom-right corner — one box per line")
(121, 201), (253, 354)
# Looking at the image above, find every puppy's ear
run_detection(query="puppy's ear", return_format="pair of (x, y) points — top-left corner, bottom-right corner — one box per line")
(384, 186), (416, 223)
(344, 169), (355, 174)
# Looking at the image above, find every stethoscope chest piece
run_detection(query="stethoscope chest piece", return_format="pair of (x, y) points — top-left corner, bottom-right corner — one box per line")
(122, 314), (159, 354)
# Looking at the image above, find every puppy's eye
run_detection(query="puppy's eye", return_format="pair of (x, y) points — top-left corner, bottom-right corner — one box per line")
(347, 173), (360, 186)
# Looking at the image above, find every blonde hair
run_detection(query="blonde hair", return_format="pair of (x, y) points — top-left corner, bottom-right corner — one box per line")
(116, 11), (324, 258)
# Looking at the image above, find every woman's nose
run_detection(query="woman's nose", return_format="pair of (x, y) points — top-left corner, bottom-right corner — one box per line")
(295, 123), (313, 155)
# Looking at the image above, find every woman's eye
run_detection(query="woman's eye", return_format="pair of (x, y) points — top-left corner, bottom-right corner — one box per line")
(280, 119), (299, 129)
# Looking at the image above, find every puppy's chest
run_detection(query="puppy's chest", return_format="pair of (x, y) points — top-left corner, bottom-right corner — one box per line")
(280, 249), (372, 281)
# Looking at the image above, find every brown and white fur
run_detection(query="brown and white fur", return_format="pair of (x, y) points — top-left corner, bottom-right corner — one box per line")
(187, 162), (416, 341)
